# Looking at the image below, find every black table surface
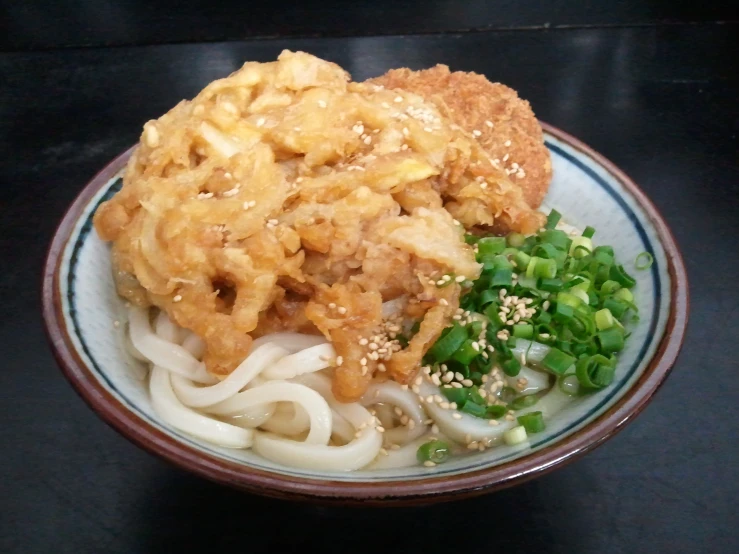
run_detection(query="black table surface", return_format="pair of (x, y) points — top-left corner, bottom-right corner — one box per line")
(1, 20), (738, 554)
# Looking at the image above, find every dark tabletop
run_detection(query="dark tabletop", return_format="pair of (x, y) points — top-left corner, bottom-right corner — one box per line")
(1, 3), (738, 553)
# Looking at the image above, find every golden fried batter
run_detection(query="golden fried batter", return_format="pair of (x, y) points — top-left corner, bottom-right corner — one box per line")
(368, 65), (552, 209)
(94, 51), (545, 401)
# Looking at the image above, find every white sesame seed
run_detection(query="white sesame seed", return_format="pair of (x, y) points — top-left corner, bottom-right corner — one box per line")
(359, 338), (368, 345)
(471, 341), (480, 352)
(461, 379), (473, 387)
(394, 96), (403, 103)
(360, 357), (367, 366)
(423, 461), (436, 467)
(173, 295), (182, 302)
(337, 307), (347, 315)
(503, 153), (510, 162)
(318, 100), (327, 108)
(472, 129), (482, 137)
(504, 140), (512, 147)
(256, 118), (265, 127)
(452, 413), (463, 420)
(113, 320), (120, 328)
(455, 275), (466, 283)
(485, 120), (494, 128)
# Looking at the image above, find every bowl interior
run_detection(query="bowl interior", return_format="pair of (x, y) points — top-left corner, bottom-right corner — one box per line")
(55, 130), (671, 484)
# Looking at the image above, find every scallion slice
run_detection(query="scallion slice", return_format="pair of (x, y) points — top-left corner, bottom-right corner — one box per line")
(503, 425), (528, 445)
(510, 395), (539, 410)
(517, 411), (545, 433)
(545, 209), (561, 230)
(428, 323), (467, 361)
(416, 440), (451, 464)
(512, 323), (534, 339)
(541, 348), (575, 375)
(635, 251), (654, 270)
(597, 326), (625, 353)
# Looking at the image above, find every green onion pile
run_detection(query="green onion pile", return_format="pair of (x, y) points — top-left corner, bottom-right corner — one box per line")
(416, 210), (642, 463)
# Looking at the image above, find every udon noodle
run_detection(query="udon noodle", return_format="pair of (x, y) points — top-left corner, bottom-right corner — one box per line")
(128, 305), (573, 470)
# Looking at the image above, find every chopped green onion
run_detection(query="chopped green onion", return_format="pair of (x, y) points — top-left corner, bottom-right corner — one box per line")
(507, 232), (525, 248)
(545, 209), (561, 230)
(597, 326), (625, 353)
(491, 267), (513, 287)
(553, 303), (575, 323)
(510, 394), (539, 410)
(441, 386), (469, 406)
(517, 411), (546, 433)
(570, 288), (589, 304)
(609, 264), (636, 288)
(603, 297), (629, 319)
(539, 229), (571, 251)
(535, 258), (557, 279)
(558, 374), (580, 395)
(575, 354), (615, 389)
(557, 291), (583, 308)
(539, 278), (563, 292)
(501, 357), (522, 377)
(461, 401), (487, 417)
(569, 236), (593, 257)
(635, 252), (653, 270)
(416, 440), (451, 464)
(514, 250), (531, 269)
(478, 289), (499, 307)
(452, 339), (480, 365)
(477, 236), (507, 257)
(595, 308), (616, 330)
(541, 348), (575, 375)
(599, 280), (621, 296)
(503, 425), (528, 445)
(428, 324), (467, 361)
(512, 323), (534, 339)
(464, 234), (480, 245)
(526, 256), (542, 278)
(582, 226), (596, 239)
(613, 287), (634, 303)
(485, 405), (507, 418)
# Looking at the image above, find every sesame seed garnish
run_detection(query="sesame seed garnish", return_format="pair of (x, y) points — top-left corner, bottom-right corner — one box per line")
(503, 153), (510, 162)
(113, 320), (120, 328)
(337, 307), (347, 315)
(394, 96), (403, 103)
(455, 275), (466, 283)
(317, 100), (327, 108)
(424, 126), (432, 133)
(452, 413), (462, 420)
(197, 192), (214, 199)
(360, 357), (367, 366)
(423, 461), (436, 467)
(485, 120), (494, 128)
(472, 129), (482, 137)
(461, 379), (473, 387)
(173, 295), (182, 302)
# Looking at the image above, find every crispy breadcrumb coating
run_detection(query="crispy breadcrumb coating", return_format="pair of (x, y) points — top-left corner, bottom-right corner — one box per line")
(368, 65), (552, 208)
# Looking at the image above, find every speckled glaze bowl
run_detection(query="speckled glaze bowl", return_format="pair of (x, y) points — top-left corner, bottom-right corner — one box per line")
(42, 123), (688, 504)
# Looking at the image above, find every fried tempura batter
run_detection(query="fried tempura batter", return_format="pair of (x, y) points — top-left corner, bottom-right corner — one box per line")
(368, 65), (552, 209)
(94, 51), (545, 401)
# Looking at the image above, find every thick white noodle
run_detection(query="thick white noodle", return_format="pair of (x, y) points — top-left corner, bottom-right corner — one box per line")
(504, 366), (550, 396)
(260, 343), (336, 380)
(154, 311), (188, 344)
(260, 403), (311, 436)
(374, 404), (395, 429)
(329, 409), (356, 444)
(123, 322), (149, 363)
(128, 307), (216, 384)
(207, 381), (333, 445)
(361, 381), (428, 445)
(368, 433), (433, 470)
(227, 404), (277, 429)
(418, 380), (573, 444)
(251, 372), (382, 471)
(181, 332), (206, 359)
(170, 343), (289, 408)
(251, 332), (327, 353)
(149, 366), (253, 448)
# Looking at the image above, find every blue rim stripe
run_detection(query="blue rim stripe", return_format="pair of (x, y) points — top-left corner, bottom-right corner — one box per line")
(63, 139), (662, 479)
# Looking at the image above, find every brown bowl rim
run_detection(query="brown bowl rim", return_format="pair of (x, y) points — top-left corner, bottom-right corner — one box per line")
(41, 122), (689, 505)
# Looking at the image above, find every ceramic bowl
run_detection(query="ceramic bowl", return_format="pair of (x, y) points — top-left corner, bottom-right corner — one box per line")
(42, 123), (688, 504)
